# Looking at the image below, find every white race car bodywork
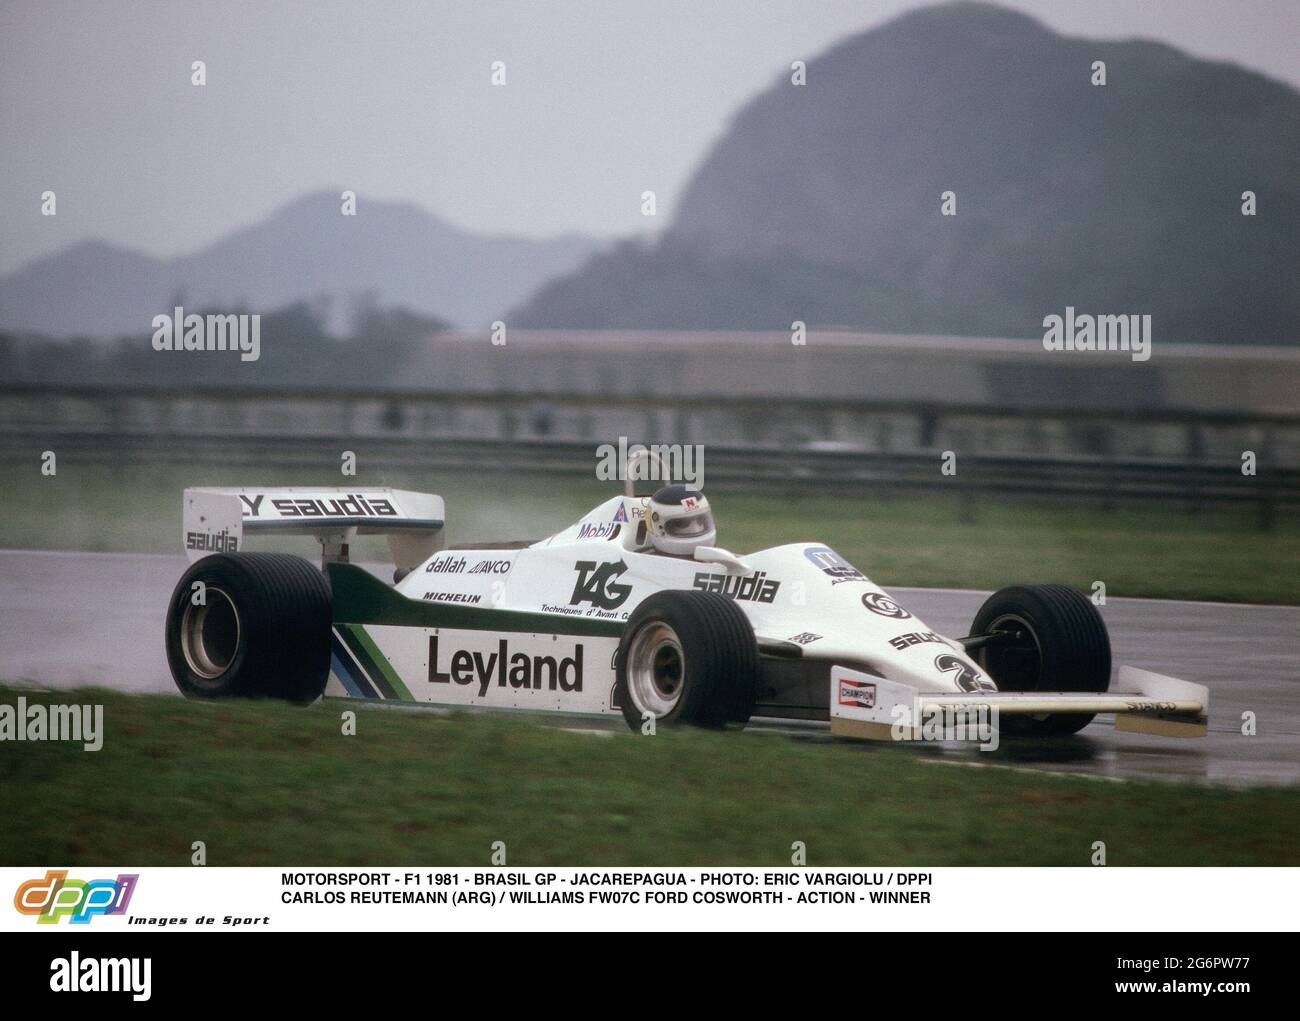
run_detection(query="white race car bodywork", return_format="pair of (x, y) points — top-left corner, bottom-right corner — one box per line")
(182, 486), (1209, 737)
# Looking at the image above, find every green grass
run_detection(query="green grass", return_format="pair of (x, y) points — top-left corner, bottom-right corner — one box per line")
(4, 460), (1297, 603)
(2, 687), (1295, 866)
(726, 491), (1300, 604)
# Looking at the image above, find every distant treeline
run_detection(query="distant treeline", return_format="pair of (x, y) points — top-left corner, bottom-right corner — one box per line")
(0, 301), (444, 388)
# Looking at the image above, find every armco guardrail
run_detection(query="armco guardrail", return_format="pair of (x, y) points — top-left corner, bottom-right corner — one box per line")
(1, 383), (1298, 458)
(1, 386), (1296, 529)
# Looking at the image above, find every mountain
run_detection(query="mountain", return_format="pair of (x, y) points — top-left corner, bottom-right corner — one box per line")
(0, 192), (605, 337)
(512, 2), (1300, 343)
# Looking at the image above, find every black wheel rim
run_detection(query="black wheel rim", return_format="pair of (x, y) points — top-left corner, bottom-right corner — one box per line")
(976, 613), (1042, 691)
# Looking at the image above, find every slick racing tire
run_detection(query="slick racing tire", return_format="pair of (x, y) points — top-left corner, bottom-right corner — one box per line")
(968, 584), (1111, 736)
(616, 590), (759, 730)
(165, 553), (332, 702)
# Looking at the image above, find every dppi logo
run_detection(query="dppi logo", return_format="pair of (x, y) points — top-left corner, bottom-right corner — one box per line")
(571, 559), (632, 610)
(14, 870), (138, 924)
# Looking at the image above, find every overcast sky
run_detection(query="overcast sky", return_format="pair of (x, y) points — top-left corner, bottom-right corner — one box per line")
(2, 0), (1297, 274)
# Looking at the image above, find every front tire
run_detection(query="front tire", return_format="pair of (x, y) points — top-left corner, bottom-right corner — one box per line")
(616, 590), (759, 730)
(968, 584), (1111, 736)
(165, 553), (332, 702)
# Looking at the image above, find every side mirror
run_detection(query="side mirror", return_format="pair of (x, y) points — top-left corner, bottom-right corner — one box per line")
(693, 546), (752, 574)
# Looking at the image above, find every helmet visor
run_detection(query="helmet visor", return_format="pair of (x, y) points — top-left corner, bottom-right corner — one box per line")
(664, 512), (713, 538)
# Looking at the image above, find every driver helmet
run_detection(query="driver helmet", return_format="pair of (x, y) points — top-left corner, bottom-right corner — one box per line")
(645, 484), (715, 556)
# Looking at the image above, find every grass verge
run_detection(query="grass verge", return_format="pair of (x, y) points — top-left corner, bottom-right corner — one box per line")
(2, 687), (1295, 866)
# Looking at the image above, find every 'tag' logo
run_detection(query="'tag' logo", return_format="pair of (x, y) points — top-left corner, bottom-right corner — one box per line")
(570, 559), (632, 610)
(14, 870), (137, 924)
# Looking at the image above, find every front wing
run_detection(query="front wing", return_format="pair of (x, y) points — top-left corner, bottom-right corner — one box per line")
(830, 665), (1209, 740)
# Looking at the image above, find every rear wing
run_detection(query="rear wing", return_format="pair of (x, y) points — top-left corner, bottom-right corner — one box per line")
(183, 487), (445, 570)
(830, 665), (1209, 740)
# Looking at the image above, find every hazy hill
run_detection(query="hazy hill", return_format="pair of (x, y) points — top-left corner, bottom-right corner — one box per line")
(0, 192), (604, 337)
(512, 2), (1300, 343)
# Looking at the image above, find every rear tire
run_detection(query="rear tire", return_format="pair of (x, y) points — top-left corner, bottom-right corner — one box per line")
(968, 584), (1111, 736)
(616, 590), (759, 730)
(165, 553), (332, 702)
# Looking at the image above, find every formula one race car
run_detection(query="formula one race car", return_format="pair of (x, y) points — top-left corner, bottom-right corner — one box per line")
(165, 465), (1209, 741)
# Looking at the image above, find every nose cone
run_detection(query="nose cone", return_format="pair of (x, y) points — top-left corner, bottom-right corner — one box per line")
(883, 645), (994, 694)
